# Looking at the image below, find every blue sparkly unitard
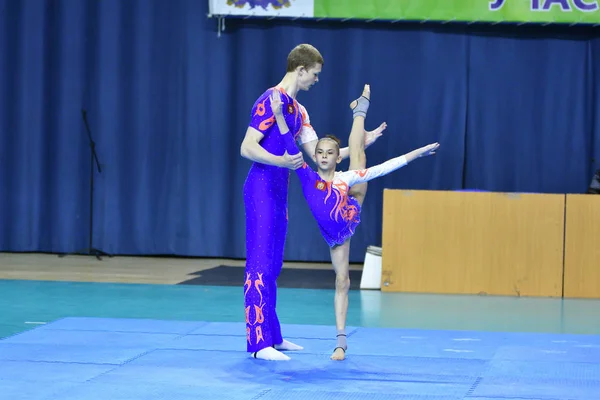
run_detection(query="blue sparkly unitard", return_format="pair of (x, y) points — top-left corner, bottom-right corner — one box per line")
(280, 131), (409, 248)
(243, 87), (317, 353)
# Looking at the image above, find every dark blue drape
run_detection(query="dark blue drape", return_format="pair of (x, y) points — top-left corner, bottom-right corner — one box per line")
(1, 0), (599, 262)
(464, 34), (594, 193)
(592, 39), (600, 180)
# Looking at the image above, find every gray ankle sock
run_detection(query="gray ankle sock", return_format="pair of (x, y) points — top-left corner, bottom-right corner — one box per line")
(336, 330), (347, 350)
(351, 96), (369, 119)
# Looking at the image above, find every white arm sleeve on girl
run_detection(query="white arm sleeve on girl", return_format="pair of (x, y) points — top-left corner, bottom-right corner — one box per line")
(297, 103), (318, 145)
(338, 155), (408, 187)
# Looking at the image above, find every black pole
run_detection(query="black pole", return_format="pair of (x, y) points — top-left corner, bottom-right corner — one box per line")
(59, 109), (111, 260)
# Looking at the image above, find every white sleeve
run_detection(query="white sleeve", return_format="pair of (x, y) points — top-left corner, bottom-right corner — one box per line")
(296, 103), (318, 145)
(340, 155), (408, 187)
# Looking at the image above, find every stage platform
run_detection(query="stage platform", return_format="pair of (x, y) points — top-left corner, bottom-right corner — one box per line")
(1, 317), (600, 399)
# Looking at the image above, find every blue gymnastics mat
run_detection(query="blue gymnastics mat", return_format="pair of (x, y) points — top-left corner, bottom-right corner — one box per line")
(1, 317), (600, 400)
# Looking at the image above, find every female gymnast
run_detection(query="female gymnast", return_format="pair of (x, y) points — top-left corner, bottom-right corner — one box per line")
(269, 84), (439, 361)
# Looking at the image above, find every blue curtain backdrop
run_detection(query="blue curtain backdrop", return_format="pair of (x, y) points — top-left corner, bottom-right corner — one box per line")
(593, 38), (600, 178)
(1, 0), (599, 262)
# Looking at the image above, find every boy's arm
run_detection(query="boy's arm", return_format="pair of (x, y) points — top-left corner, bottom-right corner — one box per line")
(241, 89), (303, 169)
